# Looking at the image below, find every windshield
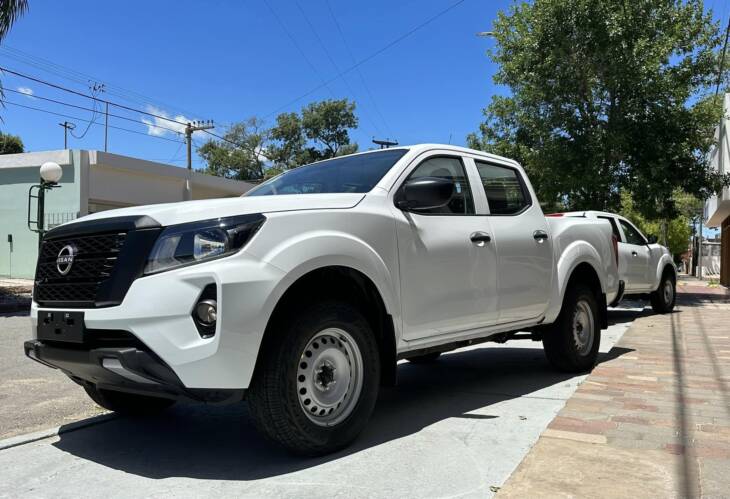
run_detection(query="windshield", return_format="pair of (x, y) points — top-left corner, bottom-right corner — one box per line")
(245, 149), (408, 196)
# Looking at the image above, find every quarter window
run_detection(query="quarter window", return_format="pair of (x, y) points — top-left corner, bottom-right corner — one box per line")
(405, 157), (475, 215)
(618, 219), (646, 245)
(475, 161), (529, 215)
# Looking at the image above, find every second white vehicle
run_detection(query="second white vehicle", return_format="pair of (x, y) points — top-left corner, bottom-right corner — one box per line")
(560, 210), (677, 313)
(26, 144), (620, 455)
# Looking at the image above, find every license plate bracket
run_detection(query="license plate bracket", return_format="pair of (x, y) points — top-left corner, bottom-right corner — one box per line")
(37, 311), (85, 343)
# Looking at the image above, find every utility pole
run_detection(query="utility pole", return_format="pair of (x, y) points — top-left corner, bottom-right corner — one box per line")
(183, 120), (214, 200)
(104, 102), (109, 152)
(89, 82), (107, 151)
(372, 138), (398, 149)
(58, 121), (75, 149)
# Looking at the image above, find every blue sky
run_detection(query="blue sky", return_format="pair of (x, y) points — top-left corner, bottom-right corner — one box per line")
(1, 0), (728, 169)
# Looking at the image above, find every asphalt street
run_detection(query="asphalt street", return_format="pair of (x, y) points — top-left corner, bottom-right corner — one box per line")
(0, 307), (646, 499)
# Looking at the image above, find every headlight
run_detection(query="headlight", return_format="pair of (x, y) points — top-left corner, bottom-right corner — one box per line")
(144, 214), (265, 275)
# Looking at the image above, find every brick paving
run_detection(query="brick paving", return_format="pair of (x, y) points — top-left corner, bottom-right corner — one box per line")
(498, 280), (730, 498)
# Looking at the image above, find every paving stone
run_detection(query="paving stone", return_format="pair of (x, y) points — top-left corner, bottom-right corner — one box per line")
(498, 283), (730, 498)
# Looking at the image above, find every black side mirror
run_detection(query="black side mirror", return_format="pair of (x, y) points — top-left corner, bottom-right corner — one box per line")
(646, 234), (658, 245)
(395, 177), (454, 211)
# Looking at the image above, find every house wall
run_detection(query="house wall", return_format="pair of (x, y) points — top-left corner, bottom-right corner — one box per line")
(723, 217), (730, 286)
(0, 150), (80, 278)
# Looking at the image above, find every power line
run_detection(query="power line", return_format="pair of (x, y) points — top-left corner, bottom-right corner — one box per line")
(262, 0), (336, 99)
(263, 0), (467, 118)
(2, 86), (185, 135)
(1, 99), (186, 144)
(0, 44), (207, 120)
(0, 65), (192, 128)
(324, 0), (394, 137)
(293, 0), (382, 136)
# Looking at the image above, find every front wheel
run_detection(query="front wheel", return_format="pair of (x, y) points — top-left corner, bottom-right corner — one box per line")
(543, 284), (601, 373)
(247, 301), (380, 456)
(650, 271), (676, 314)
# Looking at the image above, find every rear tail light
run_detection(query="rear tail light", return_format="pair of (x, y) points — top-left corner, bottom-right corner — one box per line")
(611, 234), (619, 267)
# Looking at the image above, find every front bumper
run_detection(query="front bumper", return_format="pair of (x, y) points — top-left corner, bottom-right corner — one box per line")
(24, 338), (243, 403)
(30, 252), (287, 390)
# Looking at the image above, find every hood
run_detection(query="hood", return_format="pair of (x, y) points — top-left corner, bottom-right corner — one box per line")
(67, 193), (365, 227)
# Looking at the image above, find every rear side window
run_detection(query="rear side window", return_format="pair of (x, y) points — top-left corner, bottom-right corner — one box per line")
(406, 156), (475, 215)
(475, 161), (530, 215)
(618, 219), (646, 245)
(598, 216), (622, 241)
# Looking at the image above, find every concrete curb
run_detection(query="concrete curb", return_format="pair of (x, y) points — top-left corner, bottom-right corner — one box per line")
(0, 413), (115, 451)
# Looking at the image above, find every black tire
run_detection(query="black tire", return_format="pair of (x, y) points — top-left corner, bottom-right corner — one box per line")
(84, 385), (175, 415)
(543, 283), (601, 373)
(406, 352), (441, 363)
(247, 301), (380, 456)
(650, 270), (676, 314)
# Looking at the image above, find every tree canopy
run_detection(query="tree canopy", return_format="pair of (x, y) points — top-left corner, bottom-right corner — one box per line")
(468, 0), (730, 219)
(0, 131), (24, 154)
(199, 98), (359, 181)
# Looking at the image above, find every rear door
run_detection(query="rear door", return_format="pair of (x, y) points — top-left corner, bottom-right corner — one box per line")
(393, 154), (499, 340)
(470, 159), (553, 323)
(617, 218), (651, 290)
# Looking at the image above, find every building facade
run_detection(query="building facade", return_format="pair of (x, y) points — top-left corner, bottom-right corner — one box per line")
(0, 150), (254, 278)
(706, 94), (730, 286)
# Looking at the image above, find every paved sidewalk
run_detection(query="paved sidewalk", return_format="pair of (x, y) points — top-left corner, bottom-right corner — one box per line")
(498, 283), (730, 498)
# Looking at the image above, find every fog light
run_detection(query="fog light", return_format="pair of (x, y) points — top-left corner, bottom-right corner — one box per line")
(195, 299), (217, 325)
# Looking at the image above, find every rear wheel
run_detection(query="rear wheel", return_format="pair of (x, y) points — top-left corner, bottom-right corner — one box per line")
(248, 301), (380, 456)
(543, 284), (601, 373)
(84, 385), (175, 415)
(406, 352), (441, 363)
(650, 271), (676, 314)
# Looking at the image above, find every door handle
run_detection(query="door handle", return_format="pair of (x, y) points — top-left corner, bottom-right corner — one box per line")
(632, 251), (638, 257)
(470, 232), (491, 244)
(533, 230), (548, 243)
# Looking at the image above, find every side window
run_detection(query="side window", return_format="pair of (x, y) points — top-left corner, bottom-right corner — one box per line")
(599, 216), (622, 241)
(618, 219), (646, 245)
(474, 161), (529, 215)
(406, 156), (475, 215)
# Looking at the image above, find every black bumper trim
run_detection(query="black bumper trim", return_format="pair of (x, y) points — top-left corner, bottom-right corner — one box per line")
(609, 280), (626, 307)
(24, 340), (244, 404)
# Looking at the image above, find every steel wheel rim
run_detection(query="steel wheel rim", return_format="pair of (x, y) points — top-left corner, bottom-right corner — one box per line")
(663, 280), (674, 305)
(296, 327), (363, 427)
(572, 300), (595, 356)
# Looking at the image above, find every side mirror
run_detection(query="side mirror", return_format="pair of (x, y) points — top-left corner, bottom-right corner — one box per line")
(395, 177), (454, 211)
(647, 234), (658, 245)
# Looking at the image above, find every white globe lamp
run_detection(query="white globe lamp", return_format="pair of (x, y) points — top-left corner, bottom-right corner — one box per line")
(40, 161), (63, 184)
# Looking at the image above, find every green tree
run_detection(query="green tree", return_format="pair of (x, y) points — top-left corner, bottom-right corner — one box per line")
(0, 0), (27, 39)
(197, 117), (269, 181)
(619, 192), (692, 256)
(268, 98), (358, 168)
(0, 131), (23, 154)
(0, 0), (28, 113)
(468, 0), (730, 219)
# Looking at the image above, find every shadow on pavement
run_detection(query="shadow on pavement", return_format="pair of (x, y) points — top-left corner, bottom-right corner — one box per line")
(52, 342), (634, 481)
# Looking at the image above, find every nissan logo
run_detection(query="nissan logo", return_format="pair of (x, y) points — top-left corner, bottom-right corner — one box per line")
(56, 245), (76, 275)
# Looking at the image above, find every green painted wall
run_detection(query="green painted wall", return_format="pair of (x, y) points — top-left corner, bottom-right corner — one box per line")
(0, 156), (81, 279)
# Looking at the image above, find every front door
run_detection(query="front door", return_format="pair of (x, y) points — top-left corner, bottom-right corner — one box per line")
(617, 218), (650, 290)
(394, 155), (499, 340)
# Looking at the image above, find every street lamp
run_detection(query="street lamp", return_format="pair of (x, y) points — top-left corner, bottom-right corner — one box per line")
(28, 161), (63, 246)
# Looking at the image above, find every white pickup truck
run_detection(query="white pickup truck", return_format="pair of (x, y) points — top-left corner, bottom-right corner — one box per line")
(25, 144), (619, 455)
(559, 211), (677, 313)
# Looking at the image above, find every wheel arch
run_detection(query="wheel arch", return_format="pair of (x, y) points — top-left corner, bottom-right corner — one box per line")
(559, 261), (608, 329)
(253, 265), (398, 388)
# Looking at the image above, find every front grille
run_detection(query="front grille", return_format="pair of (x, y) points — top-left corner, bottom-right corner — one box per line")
(34, 232), (127, 307)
